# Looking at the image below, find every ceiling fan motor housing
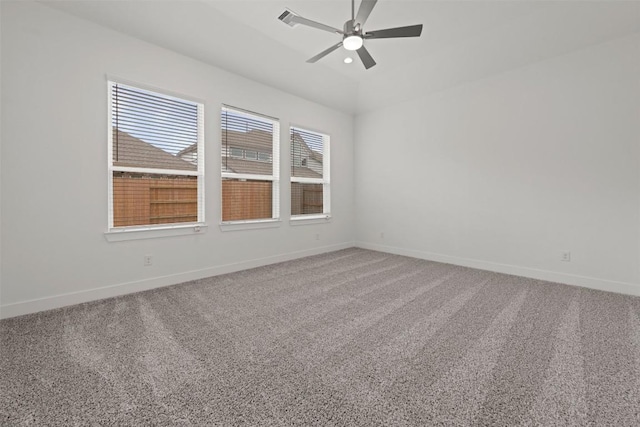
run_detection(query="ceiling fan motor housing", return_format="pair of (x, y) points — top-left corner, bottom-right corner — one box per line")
(344, 20), (361, 37)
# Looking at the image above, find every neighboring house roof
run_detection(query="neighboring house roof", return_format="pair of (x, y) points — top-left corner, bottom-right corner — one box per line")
(292, 132), (323, 162)
(178, 144), (196, 156)
(310, 151), (323, 162)
(113, 129), (196, 171)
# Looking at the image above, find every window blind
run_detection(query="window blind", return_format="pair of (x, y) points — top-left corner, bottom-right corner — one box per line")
(221, 106), (280, 222)
(108, 81), (204, 229)
(290, 127), (330, 217)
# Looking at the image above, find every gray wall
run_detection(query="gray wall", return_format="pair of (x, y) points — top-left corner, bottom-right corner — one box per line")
(355, 34), (640, 295)
(0, 2), (355, 317)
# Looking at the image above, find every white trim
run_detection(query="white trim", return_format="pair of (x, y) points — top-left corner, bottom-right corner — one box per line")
(219, 219), (281, 232)
(196, 103), (205, 223)
(105, 223), (207, 242)
(272, 122), (281, 219)
(323, 133), (331, 215)
(356, 241), (640, 297)
(0, 242), (355, 319)
(106, 75), (206, 105)
(107, 80), (205, 233)
(107, 82), (114, 229)
(290, 215), (332, 226)
(221, 104), (279, 122)
(6, 240), (638, 319)
(289, 126), (331, 217)
(112, 166), (199, 177)
(288, 122), (330, 139)
(290, 177), (323, 185)
(221, 172), (274, 181)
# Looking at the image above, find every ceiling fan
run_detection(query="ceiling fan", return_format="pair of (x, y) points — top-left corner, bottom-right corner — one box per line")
(278, 0), (422, 70)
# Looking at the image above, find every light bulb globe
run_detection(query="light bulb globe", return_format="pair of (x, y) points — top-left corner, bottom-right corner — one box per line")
(343, 35), (363, 51)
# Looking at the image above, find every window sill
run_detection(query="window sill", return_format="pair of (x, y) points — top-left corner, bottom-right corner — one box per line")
(219, 219), (282, 232)
(289, 215), (332, 226)
(104, 223), (208, 242)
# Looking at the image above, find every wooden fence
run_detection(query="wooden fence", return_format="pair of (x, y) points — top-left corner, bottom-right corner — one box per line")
(222, 179), (272, 221)
(291, 183), (323, 215)
(113, 174), (322, 226)
(113, 174), (198, 227)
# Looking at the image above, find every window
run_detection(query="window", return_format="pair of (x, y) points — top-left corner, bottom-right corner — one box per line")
(221, 106), (280, 222)
(229, 147), (244, 158)
(244, 150), (258, 161)
(257, 152), (271, 162)
(290, 127), (330, 217)
(108, 81), (204, 229)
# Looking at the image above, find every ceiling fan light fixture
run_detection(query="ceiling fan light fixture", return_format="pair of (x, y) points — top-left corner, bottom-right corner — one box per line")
(343, 35), (363, 51)
(279, 0), (423, 69)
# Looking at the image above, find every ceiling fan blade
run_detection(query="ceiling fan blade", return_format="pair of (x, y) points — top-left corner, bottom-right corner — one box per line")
(355, 0), (378, 27)
(278, 9), (343, 34)
(365, 24), (423, 39)
(307, 42), (343, 63)
(356, 45), (376, 69)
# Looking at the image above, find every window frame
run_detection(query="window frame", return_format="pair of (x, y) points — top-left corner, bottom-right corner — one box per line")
(106, 79), (205, 234)
(289, 125), (331, 220)
(220, 105), (281, 225)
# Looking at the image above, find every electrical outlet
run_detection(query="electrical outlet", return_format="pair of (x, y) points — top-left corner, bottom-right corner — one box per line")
(561, 251), (571, 262)
(315, 233), (320, 241)
(144, 255), (153, 266)
(380, 231), (385, 239)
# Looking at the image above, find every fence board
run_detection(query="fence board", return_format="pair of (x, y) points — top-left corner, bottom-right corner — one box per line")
(222, 180), (272, 221)
(291, 183), (323, 215)
(113, 174), (197, 227)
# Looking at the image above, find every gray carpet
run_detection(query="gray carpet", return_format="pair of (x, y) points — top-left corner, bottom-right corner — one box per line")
(2, 248), (640, 426)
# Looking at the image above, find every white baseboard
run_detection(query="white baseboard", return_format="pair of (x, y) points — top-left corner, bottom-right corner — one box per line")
(0, 242), (355, 319)
(356, 241), (640, 297)
(5, 241), (637, 319)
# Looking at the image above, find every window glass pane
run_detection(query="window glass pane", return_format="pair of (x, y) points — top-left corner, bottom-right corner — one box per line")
(113, 172), (198, 227)
(222, 178), (272, 221)
(221, 108), (274, 176)
(109, 82), (203, 229)
(290, 126), (329, 217)
(230, 147), (243, 158)
(291, 128), (324, 179)
(291, 183), (323, 216)
(221, 106), (279, 222)
(112, 84), (198, 171)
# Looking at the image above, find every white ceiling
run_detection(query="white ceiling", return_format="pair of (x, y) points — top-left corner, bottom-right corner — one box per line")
(204, 0), (548, 80)
(43, 1), (640, 114)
